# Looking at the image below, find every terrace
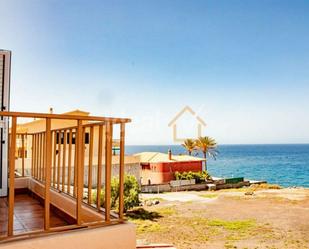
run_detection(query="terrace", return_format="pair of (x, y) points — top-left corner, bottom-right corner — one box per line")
(0, 111), (136, 249)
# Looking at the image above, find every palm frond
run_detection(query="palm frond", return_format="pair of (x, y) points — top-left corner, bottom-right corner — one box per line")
(181, 138), (196, 155)
(195, 136), (218, 156)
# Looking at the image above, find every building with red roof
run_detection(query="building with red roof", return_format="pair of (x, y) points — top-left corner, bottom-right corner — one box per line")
(135, 151), (205, 185)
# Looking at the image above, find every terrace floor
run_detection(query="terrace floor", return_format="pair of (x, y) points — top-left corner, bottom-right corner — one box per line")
(0, 193), (68, 235)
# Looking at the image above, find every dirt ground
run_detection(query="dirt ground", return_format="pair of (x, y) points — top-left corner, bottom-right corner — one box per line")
(130, 188), (309, 249)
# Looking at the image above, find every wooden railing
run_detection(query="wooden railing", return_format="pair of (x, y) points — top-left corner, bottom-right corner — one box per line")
(0, 111), (131, 240)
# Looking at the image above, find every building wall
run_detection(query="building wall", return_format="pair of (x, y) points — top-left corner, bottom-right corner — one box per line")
(15, 157), (141, 186)
(141, 161), (203, 185)
(16, 121), (105, 162)
(1, 223), (136, 249)
(18, 118), (88, 134)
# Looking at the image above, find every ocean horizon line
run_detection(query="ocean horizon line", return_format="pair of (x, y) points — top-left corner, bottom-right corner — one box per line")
(126, 143), (309, 147)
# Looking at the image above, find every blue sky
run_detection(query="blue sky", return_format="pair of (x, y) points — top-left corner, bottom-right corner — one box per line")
(1, 0), (309, 144)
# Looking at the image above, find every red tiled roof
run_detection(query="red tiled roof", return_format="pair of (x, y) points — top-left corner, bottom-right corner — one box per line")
(134, 152), (205, 163)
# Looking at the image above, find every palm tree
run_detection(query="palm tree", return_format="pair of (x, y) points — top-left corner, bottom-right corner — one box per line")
(195, 136), (218, 171)
(181, 138), (196, 156)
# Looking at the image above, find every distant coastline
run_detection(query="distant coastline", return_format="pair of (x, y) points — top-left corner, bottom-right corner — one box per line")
(126, 144), (309, 188)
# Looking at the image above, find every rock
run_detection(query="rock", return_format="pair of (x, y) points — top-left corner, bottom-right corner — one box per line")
(145, 200), (153, 206)
(153, 200), (160, 205)
(207, 184), (216, 191)
(245, 191), (254, 196)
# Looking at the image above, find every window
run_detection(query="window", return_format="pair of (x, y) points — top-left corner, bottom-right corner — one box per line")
(17, 148), (27, 158)
(56, 132), (89, 144)
(141, 164), (151, 170)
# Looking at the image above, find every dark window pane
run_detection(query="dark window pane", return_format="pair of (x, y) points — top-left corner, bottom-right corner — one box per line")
(85, 132), (89, 144)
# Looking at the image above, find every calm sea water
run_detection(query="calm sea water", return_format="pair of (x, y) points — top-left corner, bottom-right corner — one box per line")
(126, 144), (309, 188)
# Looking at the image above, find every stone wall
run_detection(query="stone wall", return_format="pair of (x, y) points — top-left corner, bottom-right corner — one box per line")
(141, 180), (251, 193)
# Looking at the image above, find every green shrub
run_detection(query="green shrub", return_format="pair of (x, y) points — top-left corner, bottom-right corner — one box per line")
(175, 171), (181, 180)
(173, 170), (211, 183)
(91, 175), (140, 212)
(123, 175), (140, 211)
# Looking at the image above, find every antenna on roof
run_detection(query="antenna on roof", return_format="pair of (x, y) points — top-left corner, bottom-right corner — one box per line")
(168, 149), (172, 160)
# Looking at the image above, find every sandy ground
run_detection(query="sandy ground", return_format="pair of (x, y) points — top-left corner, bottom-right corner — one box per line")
(133, 188), (309, 249)
(140, 192), (218, 202)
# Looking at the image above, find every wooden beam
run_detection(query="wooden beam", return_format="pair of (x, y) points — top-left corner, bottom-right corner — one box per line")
(8, 116), (17, 236)
(105, 122), (113, 223)
(44, 118), (52, 230)
(0, 111), (131, 123)
(119, 123), (125, 220)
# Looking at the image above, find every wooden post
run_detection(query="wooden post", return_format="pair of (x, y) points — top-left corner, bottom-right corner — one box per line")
(96, 125), (103, 210)
(38, 133), (42, 181)
(105, 122), (113, 222)
(35, 134), (38, 179)
(8, 116), (17, 236)
(42, 133), (46, 181)
(76, 120), (84, 225)
(57, 131), (61, 190)
(62, 130), (67, 192)
(73, 129), (77, 197)
(21, 134), (25, 177)
(87, 126), (94, 204)
(44, 118), (52, 230)
(34, 134), (37, 178)
(119, 123), (125, 220)
(67, 129), (73, 195)
(31, 135), (34, 177)
(52, 131), (57, 188)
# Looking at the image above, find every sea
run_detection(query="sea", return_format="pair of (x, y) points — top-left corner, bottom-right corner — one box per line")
(125, 144), (309, 188)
